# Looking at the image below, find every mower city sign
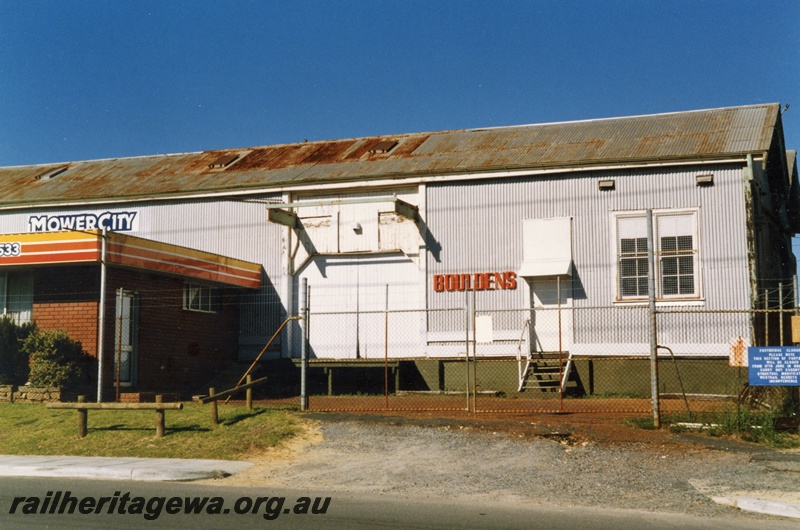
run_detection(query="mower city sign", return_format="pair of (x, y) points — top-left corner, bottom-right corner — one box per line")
(28, 210), (139, 233)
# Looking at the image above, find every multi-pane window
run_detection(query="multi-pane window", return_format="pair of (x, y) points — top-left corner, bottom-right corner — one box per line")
(660, 235), (694, 295)
(182, 282), (221, 313)
(619, 236), (648, 297)
(616, 211), (699, 300)
(657, 213), (696, 297)
(0, 272), (33, 323)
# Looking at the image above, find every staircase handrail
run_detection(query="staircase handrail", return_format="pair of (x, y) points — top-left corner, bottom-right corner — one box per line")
(517, 318), (531, 392)
(560, 351), (574, 393)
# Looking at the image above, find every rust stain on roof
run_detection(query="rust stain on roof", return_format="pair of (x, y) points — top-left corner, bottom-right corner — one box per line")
(0, 103), (782, 207)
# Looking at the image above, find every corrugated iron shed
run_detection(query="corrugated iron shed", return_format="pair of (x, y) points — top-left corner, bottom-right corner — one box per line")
(0, 103), (782, 207)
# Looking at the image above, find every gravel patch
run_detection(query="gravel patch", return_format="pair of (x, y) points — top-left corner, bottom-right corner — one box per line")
(208, 419), (799, 521)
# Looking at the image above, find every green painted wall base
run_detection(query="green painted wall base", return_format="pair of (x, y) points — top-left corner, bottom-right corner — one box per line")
(262, 357), (746, 398)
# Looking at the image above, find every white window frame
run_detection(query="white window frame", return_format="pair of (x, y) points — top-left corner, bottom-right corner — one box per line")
(612, 209), (702, 303)
(182, 282), (221, 314)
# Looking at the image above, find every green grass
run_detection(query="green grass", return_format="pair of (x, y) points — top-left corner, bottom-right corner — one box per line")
(627, 409), (800, 449)
(0, 402), (302, 460)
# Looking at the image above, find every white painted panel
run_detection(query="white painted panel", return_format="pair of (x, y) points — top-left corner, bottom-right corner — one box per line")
(475, 315), (493, 343)
(378, 211), (418, 254)
(298, 214), (337, 254)
(295, 253), (421, 359)
(519, 217), (573, 277)
(339, 203), (378, 252)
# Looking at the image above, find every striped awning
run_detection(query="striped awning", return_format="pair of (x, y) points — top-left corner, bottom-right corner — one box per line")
(0, 231), (262, 289)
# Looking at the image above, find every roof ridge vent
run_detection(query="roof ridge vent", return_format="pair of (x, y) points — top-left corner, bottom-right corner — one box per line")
(209, 154), (240, 169)
(34, 166), (69, 181)
(369, 140), (398, 154)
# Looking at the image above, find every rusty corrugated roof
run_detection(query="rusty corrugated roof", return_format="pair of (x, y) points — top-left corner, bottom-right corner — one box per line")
(0, 103), (781, 207)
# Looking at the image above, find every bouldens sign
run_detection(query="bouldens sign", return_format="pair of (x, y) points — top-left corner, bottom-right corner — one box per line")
(433, 271), (517, 292)
(28, 211), (139, 232)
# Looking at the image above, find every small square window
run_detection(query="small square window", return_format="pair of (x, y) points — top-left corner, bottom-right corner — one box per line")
(182, 282), (221, 313)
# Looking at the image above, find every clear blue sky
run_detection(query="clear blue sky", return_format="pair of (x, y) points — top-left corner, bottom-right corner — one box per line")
(5, 1), (798, 256)
(2, 2), (799, 193)
(2, 0), (798, 166)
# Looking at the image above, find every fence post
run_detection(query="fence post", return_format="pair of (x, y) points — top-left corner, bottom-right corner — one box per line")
(300, 278), (308, 412)
(779, 283), (785, 347)
(77, 395), (87, 438)
(384, 284), (389, 408)
(472, 288), (477, 414)
(97, 228), (107, 403)
(646, 209), (660, 428)
(155, 395), (165, 438)
(115, 288), (123, 403)
(765, 288), (770, 346)
(246, 375), (253, 410)
(209, 388), (218, 427)
(465, 289), (470, 413)
(558, 275), (563, 412)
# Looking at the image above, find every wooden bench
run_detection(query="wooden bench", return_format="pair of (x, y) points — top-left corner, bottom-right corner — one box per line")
(291, 360), (400, 395)
(46, 395), (183, 438)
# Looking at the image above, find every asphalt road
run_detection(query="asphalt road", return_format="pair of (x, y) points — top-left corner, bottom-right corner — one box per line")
(0, 477), (796, 530)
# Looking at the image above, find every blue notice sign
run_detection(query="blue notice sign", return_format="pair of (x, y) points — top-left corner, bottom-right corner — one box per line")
(748, 347), (800, 386)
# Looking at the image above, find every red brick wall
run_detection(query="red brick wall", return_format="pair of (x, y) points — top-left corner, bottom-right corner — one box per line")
(33, 266), (100, 357)
(104, 269), (240, 397)
(32, 301), (99, 357)
(30, 265), (241, 399)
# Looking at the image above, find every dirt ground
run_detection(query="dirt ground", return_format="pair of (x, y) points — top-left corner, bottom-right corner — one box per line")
(200, 406), (800, 524)
(302, 408), (775, 454)
(255, 395), (755, 452)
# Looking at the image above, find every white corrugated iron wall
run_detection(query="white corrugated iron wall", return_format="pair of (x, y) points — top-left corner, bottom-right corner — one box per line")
(426, 164), (751, 357)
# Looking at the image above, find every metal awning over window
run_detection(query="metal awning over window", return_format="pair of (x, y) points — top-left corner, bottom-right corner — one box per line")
(518, 217), (573, 277)
(0, 231), (262, 289)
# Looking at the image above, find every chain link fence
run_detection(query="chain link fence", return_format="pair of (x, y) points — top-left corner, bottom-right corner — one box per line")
(283, 298), (799, 422)
(4, 273), (795, 425)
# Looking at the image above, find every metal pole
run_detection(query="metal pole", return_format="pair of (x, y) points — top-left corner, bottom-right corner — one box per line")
(794, 275), (800, 413)
(384, 285), (390, 407)
(558, 275), (563, 412)
(779, 283), (785, 346)
(96, 228), (108, 402)
(465, 288), (470, 412)
(765, 288), (770, 346)
(300, 278), (308, 411)
(472, 288), (477, 413)
(115, 288), (123, 403)
(646, 209), (660, 428)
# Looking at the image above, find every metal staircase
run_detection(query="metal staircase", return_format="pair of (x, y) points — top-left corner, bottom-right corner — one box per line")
(518, 353), (575, 392)
(515, 318), (577, 393)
